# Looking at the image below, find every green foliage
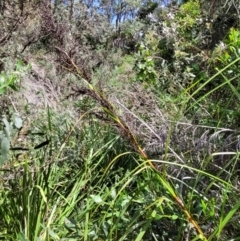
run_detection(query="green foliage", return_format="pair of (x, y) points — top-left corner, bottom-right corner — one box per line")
(177, 0), (201, 29)
(0, 60), (29, 95)
(137, 1), (158, 21)
(0, 60), (29, 166)
(175, 0), (203, 45)
(0, 114), (23, 166)
(218, 28), (240, 64)
(193, 28), (240, 127)
(134, 43), (157, 85)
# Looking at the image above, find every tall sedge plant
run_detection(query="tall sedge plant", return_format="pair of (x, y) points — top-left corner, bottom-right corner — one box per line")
(55, 46), (208, 240)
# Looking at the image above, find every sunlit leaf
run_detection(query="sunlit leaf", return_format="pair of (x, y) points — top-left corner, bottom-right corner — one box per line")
(17, 232), (28, 241)
(13, 114), (23, 129)
(90, 194), (103, 204)
(0, 75), (5, 85)
(2, 117), (11, 139)
(1, 137), (10, 156)
(171, 214), (178, 220)
(110, 188), (116, 199)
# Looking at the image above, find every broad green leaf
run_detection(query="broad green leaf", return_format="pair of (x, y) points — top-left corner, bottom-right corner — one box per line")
(171, 214), (178, 220)
(1, 137), (10, 157)
(2, 117), (11, 139)
(17, 232), (28, 241)
(64, 218), (78, 232)
(121, 197), (131, 207)
(0, 75), (5, 85)
(0, 156), (6, 166)
(110, 188), (116, 199)
(47, 227), (60, 239)
(0, 88), (6, 94)
(16, 59), (23, 70)
(90, 194), (103, 204)
(10, 84), (18, 91)
(13, 114), (23, 129)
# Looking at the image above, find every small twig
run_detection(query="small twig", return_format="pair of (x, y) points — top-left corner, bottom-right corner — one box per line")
(8, 96), (18, 113)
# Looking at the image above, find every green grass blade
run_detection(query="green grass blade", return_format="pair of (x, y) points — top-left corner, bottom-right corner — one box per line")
(216, 199), (240, 238)
(135, 219), (152, 241)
